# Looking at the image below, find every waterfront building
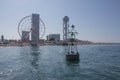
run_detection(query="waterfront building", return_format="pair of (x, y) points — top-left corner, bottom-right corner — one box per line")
(47, 34), (60, 42)
(1, 35), (4, 42)
(31, 14), (39, 46)
(22, 31), (29, 42)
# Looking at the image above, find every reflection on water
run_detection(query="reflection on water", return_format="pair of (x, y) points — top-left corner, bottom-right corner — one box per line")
(30, 47), (40, 69)
(66, 60), (80, 66)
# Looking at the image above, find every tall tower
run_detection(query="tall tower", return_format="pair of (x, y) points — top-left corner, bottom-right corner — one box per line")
(63, 16), (69, 41)
(31, 14), (39, 46)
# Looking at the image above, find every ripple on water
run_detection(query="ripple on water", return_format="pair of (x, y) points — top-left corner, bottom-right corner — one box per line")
(0, 45), (120, 80)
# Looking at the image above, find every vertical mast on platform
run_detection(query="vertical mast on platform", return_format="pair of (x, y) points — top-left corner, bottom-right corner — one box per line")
(66, 25), (79, 61)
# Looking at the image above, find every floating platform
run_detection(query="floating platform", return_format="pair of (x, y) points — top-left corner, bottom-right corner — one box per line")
(66, 52), (79, 61)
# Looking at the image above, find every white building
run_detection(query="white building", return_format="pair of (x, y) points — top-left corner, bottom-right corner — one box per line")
(47, 34), (60, 41)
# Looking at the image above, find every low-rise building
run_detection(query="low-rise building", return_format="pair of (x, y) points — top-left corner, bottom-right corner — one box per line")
(22, 31), (29, 42)
(47, 34), (60, 42)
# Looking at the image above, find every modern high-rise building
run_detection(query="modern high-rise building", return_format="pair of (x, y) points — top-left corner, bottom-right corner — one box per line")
(31, 14), (39, 46)
(22, 31), (29, 42)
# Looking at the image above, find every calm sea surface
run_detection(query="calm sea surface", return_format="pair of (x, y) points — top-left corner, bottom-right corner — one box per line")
(0, 44), (120, 80)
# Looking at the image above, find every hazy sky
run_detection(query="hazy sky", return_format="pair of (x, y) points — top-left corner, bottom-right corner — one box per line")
(0, 0), (120, 43)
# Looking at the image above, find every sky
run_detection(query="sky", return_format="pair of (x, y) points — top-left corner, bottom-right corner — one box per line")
(0, 0), (120, 43)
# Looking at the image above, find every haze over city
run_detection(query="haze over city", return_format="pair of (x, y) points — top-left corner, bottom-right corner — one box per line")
(0, 0), (120, 43)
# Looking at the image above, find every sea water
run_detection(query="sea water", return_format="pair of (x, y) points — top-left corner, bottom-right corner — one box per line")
(0, 44), (120, 80)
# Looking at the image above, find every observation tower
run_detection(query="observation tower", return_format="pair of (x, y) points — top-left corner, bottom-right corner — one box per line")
(63, 16), (69, 42)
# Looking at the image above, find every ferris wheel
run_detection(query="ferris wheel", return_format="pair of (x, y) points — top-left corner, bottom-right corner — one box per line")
(18, 15), (45, 41)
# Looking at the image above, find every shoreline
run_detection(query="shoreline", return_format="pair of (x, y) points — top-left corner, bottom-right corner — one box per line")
(0, 42), (120, 47)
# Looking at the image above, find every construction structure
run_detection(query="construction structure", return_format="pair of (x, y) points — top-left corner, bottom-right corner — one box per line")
(63, 16), (69, 42)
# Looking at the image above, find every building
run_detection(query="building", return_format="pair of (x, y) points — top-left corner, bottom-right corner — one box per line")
(1, 35), (4, 42)
(47, 34), (60, 42)
(22, 31), (29, 42)
(31, 14), (39, 45)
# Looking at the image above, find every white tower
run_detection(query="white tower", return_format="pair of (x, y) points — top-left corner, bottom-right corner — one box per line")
(63, 16), (69, 41)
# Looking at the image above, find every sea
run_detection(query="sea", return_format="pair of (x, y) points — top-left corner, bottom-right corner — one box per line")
(0, 44), (120, 80)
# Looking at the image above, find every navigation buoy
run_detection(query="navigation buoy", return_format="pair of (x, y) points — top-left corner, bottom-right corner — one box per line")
(66, 25), (79, 61)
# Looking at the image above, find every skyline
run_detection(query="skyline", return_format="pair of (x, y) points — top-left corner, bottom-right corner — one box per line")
(0, 0), (120, 43)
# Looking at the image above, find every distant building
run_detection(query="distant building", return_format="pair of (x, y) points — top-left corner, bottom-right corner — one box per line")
(22, 31), (29, 42)
(47, 34), (60, 42)
(1, 35), (4, 42)
(31, 14), (39, 45)
(39, 39), (45, 44)
(3, 39), (9, 44)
